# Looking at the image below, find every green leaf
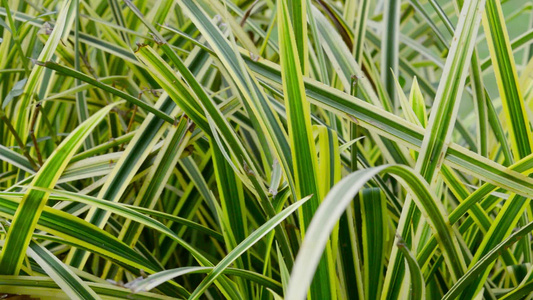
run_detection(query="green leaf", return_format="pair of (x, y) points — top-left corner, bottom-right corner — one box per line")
(482, 0), (533, 159)
(0, 103), (117, 275)
(0, 276), (175, 299)
(128, 267), (282, 294)
(443, 220), (533, 300)
(188, 195), (311, 300)
(278, 1), (335, 298)
(382, 0), (401, 109)
(361, 188), (387, 300)
(12, 0), (75, 141)
(2, 78), (27, 109)
(66, 93), (178, 269)
(286, 164), (464, 299)
(28, 241), (101, 300)
(39, 61), (175, 124)
(397, 239), (425, 300)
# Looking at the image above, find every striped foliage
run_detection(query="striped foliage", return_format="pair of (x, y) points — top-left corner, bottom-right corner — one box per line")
(0, 0), (532, 299)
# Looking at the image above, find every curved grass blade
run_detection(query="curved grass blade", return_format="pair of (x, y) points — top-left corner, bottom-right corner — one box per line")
(245, 51), (533, 199)
(0, 103), (117, 275)
(188, 195), (311, 300)
(0, 144), (35, 174)
(0, 190), (223, 241)
(286, 164), (465, 299)
(31, 188), (218, 263)
(397, 238), (425, 300)
(66, 93), (178, 268)
(27, 241), (101, 300)
(383, 1), (484, 296)
(128, 266), (282, 295)
(114, 117), (192, 245)
(0, 195), (174, 285)
(31, 188), (241, 299)
(443, 220), (533, 300)
(38, 61), (175, 124)
(459, 1), (533, 296)
(0, 276), (174, 299)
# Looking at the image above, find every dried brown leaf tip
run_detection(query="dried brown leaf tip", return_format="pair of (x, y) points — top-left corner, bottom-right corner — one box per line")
(39, 22), (53, 35)
(243, 160), (255, 176)
(135, 42), (148, 53)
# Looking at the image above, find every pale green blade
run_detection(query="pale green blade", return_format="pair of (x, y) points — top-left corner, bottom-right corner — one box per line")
(27, 241), (101, 300)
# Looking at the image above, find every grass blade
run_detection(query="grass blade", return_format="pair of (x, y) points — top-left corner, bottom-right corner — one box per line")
(0, 103), (116, 275)
(27, 241), (101, 300)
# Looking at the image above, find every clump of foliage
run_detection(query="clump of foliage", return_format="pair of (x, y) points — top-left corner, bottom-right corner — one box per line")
(1, 0), (533, 299)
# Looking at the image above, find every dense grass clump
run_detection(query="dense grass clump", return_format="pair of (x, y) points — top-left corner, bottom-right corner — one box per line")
(1, 0), (533, 299)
